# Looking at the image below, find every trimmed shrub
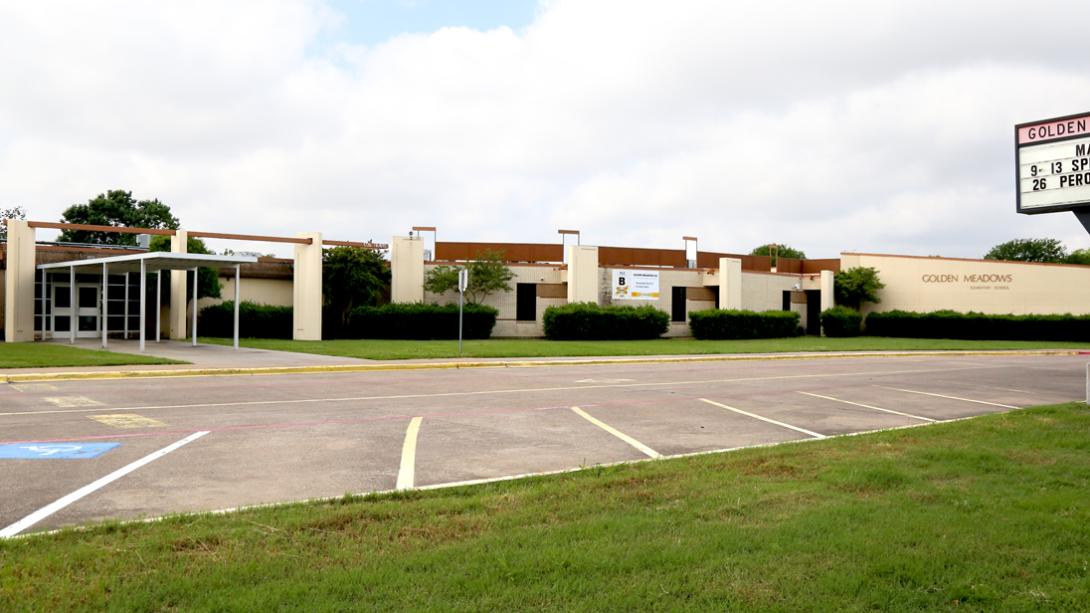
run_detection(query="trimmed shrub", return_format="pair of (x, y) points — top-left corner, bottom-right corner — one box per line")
(820, 306), (863, 337)
(689, 309), (801, 340)
(198, 301), (293, 339)
(343, 303), (498, 339)
(542, 303), (669, 340)
(864, 310), (1090, 341)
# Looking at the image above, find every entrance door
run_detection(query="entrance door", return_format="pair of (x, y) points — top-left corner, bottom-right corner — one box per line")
(52, 283), (101, 339)
(804, 290), (821, 335)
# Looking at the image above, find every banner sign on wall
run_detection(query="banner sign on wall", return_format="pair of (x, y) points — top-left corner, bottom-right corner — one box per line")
(612, 269), (660, 300)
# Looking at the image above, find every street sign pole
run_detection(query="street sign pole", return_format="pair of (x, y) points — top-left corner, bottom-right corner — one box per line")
(458, 268), (468, 355)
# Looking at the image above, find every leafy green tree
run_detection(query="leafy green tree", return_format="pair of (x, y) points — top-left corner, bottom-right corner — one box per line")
(149, 235), (221, 300)
(750, 243), (806, 267)
(1065, 248), (1090, 265)
(834, 266), (884, 310)
(323, 246), (390, 328)
(424, 249), (515, 305)
(984, 238), (1067, 263)
(59, 190), (179, 245)
(0, 205), (27, 241)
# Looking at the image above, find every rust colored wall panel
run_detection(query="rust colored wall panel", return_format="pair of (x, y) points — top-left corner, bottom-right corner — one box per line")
(435, 242), (563, 263)
(536, 283), (567, 298)
(802, 258), (841, 274)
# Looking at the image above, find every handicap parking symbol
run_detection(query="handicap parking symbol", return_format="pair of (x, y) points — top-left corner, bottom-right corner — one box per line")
(0, 442), (119, 460)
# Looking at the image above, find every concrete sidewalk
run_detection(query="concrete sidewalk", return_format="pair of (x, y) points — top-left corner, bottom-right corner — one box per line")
(0, 338), (1085, 382)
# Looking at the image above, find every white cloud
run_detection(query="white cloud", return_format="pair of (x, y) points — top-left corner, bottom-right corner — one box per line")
(2, 0), (1089, 258)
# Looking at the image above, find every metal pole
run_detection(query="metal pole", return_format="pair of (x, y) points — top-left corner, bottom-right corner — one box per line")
(39, 267), (45, 340)
(458, 288), (463, 355)
(139, 259), (146, 352)
(123, 271), (129, 340)
(191, 267), (198, 346)
(69, 265), (75, 344)
(101, 263), (108, 348)
(156, 269), (161, 343)
(233, 264), (240, 350)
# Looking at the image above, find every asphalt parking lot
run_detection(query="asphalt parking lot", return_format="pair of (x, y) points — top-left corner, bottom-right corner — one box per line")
(1, 353), (1086, 536)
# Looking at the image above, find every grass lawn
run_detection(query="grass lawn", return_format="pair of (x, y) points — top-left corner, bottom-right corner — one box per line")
(0, 343), (182, 369)
(3, 402), (1088, 610)
(201, 335), (1090, 360)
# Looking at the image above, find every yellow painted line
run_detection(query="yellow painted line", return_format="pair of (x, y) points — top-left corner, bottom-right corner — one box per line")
(882, 387), (1020, 409)
(90, 414), (167, 429)
(396, 417), (423, 490)
(0, 349), (1080, 383)
(798, 391), (935, 422)
(570, 406), (661, 458)
(699, 398), (826, 439)
(42, 396), (103, 408)
(0, 364), (1022, 418)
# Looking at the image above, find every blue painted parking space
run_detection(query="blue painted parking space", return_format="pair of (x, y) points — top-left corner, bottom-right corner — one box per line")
(0, 442), (120, 460)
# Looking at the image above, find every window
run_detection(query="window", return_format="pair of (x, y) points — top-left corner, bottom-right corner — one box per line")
(516, 283), (536, 321)
(671, 286), (687, 322)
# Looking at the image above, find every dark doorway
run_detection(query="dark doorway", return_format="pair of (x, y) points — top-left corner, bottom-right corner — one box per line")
(671, 286), (687, 322)
(516, 283), (537, 321)
(805, 290), (821, 335)
(781, 290), (791, 311)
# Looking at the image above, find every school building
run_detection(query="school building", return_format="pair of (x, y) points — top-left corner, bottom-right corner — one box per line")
(4, 220), (1090, 344)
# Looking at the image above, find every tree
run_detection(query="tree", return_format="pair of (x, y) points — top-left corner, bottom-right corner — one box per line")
(323, 246), (390, 328)
(148, 235), (221, 300)
(751, 243), (806, 267)
(984, 238), (1067, 263)
(0, 205), (27, 241)
(58, 190), (179, 245)
(834, 266), (884, 310)
(424, 250), (515, 305)
(1065, 248), (1090, 265)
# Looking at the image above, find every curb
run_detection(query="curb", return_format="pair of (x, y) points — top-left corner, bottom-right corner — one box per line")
(0, 349), (1082, 383)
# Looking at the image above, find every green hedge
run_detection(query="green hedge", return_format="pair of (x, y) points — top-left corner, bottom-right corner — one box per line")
(344, 303), (498, 339)
(542, 303), (669, 340)
(864, 310), (1090, 341)
(820, 306), (863, 337)
(198, 301), (293, 339)
(689, 309), (801, 340)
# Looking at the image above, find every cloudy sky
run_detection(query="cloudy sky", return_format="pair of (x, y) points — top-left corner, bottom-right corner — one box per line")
(2, 0), (1089, 258)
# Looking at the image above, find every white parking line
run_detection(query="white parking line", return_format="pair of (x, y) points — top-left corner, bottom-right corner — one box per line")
(882, 387), (1020, 409)
(797, 391), (935, 422)
(570, 406), (661, 458)
(0, 431), (210, 538)
(698, 398), (826, 439)
(396, 417), (423, 490)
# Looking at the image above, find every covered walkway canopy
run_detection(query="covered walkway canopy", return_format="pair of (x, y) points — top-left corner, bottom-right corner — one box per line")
(37, 252), (258, 352)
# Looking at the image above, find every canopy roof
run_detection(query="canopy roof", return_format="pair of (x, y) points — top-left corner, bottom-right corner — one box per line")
(37, 251), (258, 273)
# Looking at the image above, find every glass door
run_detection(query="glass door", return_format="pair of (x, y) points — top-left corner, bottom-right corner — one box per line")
(52, 283), (101, 338)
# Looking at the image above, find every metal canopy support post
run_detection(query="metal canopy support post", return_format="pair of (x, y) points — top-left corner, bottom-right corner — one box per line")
(156, 270), (161, 343)
(69, 265), (75, 344)
(39, 267), (45, 340)
(191, 267), (198, 346)
(233, 264), (240, 350)
(123, 272), (129, 340)
(101, 263), (108, 348)
(139, 259), (146, 352)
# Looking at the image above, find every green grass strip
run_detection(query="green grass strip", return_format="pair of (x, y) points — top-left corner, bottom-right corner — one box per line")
(202, 336), (1090, 360)
(3, 403), (1088, 610)
(0, 343), (182, 369)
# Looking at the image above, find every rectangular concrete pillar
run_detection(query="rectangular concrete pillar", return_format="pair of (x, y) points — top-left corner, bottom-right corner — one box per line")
(293, 232), (323, 340)
(390, 236), (424, 303)
(566, 245), (599, 304)
(4, 220), (35, 342)
(820, 270), (835, 312)
(169, 230), (188, 340)
(718, 257), (742, 310)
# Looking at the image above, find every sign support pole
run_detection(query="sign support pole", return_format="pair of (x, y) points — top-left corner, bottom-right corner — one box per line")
(458, 268), (468, 355)
(1076, 210), (1090, 236)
